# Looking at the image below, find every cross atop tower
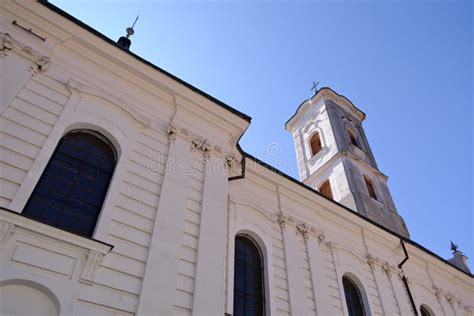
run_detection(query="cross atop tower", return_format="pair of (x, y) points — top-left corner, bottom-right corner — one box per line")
(451, 241), (460, 253)
(311, 81), (320, 95)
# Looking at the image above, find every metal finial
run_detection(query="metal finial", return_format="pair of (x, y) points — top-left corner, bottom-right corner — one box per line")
(450, 241), (459, 253)
(311, 81), (320, 95)
(125, 15), (139, 38)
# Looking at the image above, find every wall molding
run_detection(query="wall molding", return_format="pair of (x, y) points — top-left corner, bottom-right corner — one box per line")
(0, 32), (49, 75)
(66, 79), (151, 128)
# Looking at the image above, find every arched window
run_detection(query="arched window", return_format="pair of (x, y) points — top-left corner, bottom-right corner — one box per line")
(319, 180), (333, 199)
(363, 176), (377, 200)
(342, 275), (365, 316)
(420, 305), (433, 316)
(347, 129), (359, 148)
(23, 130), (116, 237)
(310, 132), (322, 156)
(233, 236), (265, 316)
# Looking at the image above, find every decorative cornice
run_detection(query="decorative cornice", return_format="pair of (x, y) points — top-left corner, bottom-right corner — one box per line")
(296, 222), (309, 241)
(191, 136), (212, 158)
(310, 226), (326, 243)
(225, 154), (237, 173)
(434, 287), (443, 302)
(381, 262), (396, 279)
(286, 95), (325, 132)
(0, 32), (50, 75)
(366, 254), (378, 272)
(303, 150), (388, 187)
(168, 125), (177, 143)
(365, 254), (403, 280)
(446, 294), (455, 306)
(277, 214), (287, 231)
(340, 150), (388, 180)
(285, 88), (365, 132)
(276, 213), (325, 243)
(432, 286), (467, 309)
(169, 122), (240, 168)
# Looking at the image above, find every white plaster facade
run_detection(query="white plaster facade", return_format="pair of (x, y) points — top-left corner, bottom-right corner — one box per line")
(0, 1), (472, 316)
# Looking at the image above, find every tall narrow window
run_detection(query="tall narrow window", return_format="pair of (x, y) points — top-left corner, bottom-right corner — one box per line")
(23, 130), (116, 237)
(319, 180), (333, 199)
(348, 129), (359, 147)
(343, 276), (365, 316)
(364, 176), (377, 200)
(310, 132), (322, 156)
(233, 236), (264, 316)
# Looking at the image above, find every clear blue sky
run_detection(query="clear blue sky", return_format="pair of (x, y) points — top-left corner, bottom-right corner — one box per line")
(52, 0), (472, 261)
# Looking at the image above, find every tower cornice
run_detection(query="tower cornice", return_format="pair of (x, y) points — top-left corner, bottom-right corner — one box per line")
(285, 87), (366, 132)
(302, 150), (389, 187)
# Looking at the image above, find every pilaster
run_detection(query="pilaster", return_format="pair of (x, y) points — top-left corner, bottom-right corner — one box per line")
(306, 231), (332, 316)
(367, 257), (399, 315)
(434, 287), (459, 316)
(280, 217), (307, 316)
(391, 272), (416, 315)
(192, 155), (229, 315)
(136, 134), (192, 315)
(0, 32), (50, 114)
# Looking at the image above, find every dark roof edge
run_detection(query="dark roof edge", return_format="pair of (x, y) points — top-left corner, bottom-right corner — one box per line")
(243, 152), (473, 278)
(285, 87), (367, 128)
(37, 0), (251, 123)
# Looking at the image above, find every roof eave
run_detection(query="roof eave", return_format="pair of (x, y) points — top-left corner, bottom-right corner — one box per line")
(37, 0), (251, 124)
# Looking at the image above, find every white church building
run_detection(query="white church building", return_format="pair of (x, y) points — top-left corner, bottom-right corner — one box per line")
(0, 1), (472, 315)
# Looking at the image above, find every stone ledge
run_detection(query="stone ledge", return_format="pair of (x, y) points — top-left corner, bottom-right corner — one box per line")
(0, 207), (113, 285)
(0, 207), (113, 254)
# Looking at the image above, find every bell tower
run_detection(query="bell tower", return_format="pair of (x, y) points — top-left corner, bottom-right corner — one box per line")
(285, 87), (409, 237)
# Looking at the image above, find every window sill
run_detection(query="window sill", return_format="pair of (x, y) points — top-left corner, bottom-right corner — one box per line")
(349, 143), (366, 155)
(369, 196), (383, 207)
(308, 147), (327, 164)
(0, 207), (113, 253)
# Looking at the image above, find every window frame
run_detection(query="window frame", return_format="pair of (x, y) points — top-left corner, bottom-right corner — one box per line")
(22, 130), (117, 237)
(8, 96), (135, 243)
(233, 235), (266, 316)
(363, 176), (378, 201)
(420, 304), (434, 316)
(319, 179), (333, 199)
(347, 128), (360, 148)
(342, 275), (366, 316)
(309, 132), (323, 157)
